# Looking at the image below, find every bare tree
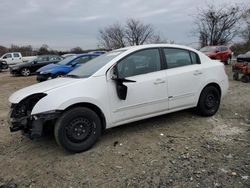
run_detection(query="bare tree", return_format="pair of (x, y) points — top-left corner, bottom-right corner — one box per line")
(99, 23), (126, 50)
(194, 4), (242, 47)
(241, 8), (250, 42)
(0, 45), (8, 56)
(125, 18), (154, 45)
(38, 44), (50, 55)
(98, 18), (167, 49)
(70, 47), (83, 53)
(148, 34), (171, 44)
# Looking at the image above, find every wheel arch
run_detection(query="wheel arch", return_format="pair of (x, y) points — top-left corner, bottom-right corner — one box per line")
(196, 82), (222, 105)
(203, 82), (221, 95)
(64, 102), (107, 131)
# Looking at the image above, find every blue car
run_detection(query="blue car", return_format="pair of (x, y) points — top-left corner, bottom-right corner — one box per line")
(36, 53), (100, 82)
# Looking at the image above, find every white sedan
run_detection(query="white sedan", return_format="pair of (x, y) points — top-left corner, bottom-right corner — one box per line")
(8, 44), (228, 153)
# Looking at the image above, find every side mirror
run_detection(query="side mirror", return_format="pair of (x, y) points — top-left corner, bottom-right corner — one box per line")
(111, 66), (136, 100)
(33, 60), (37, 64)
(215, 50), (219, 53)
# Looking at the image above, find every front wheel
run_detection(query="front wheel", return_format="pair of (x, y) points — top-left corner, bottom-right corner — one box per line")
(1, 61), (8, 69)
(196, 86), (221, 116)
(21, 68), (31, 76)
(54, 107), (102, 153)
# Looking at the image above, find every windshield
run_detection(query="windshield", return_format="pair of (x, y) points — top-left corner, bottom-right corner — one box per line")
(27, 56), (48, 63)
(200, 46), (217, 52)
(57, 56), (77, 65)
(67, 50), (125, 78)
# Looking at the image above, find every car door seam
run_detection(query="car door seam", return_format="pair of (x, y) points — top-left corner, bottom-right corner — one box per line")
(113, 98), (169, 113)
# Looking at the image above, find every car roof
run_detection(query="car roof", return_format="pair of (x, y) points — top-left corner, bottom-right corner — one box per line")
(113, 44), (199, 53)
(203, 45), (228, 48)
(75, 53), (100, 57)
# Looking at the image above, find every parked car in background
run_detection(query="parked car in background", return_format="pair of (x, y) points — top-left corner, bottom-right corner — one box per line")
(9, 55), (63, 76)
(61, 53), (76, 58)
(36, 53), (100, 82)
(237, 51), (250, 62)
(8, 44), (228, 153)
(89, 51), (107, 55)
(0, 52), (36, 65)
(200, 46), (232, 64)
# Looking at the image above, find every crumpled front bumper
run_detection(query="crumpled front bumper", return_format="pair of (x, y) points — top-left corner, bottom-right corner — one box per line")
(8, 108), (61, 139)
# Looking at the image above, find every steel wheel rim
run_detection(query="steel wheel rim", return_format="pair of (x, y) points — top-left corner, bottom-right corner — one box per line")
(65, 117), (93, 143)
(205, 91), (219, 110)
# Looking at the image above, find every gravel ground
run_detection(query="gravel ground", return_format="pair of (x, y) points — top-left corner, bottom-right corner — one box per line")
(0, 66), (249, 188)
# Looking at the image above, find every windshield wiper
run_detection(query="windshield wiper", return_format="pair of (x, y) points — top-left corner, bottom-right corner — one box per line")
(65, 74), (80, 78)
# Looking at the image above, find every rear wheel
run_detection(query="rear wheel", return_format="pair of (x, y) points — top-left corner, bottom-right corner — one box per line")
(196, 86), (221, 116)
(241, 75), (250, 83)
(54, 107), (102, 153)
(21, 68), (31, 76)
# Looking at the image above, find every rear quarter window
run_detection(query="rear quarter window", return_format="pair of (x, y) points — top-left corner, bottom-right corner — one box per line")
(13, 53), (20, 58)
(190, 51), (201, 64)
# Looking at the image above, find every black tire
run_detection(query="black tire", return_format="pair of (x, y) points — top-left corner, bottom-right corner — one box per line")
(21, 67), (31, 76)
(241, 75), (250, 83)
(233, 72), (239, 81)
(1, 61), (8, 69)
(54, 107), (102, 153)
(196, 86), (221, 117)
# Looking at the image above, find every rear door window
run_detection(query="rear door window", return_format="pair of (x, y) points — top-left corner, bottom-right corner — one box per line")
(13, 53), (20, 58)
(163, 48), (192, 69)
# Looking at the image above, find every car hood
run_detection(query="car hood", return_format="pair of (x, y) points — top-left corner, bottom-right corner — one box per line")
(37, 63), (59, 72)
(37, 63), (71, 73)
(9, 77), (81, 103)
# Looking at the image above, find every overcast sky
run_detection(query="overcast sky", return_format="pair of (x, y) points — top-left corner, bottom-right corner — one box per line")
(0, 0), (249, 50)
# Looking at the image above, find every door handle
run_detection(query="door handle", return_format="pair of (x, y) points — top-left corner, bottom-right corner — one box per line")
(154, 79), (166, 85)
(193, 70), (203, 76)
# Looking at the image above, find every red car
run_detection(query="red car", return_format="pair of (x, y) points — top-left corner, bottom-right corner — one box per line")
(200, 46), (232, 64)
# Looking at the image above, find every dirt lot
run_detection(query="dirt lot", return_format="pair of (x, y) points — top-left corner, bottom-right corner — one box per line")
(0, 67), (249, 188)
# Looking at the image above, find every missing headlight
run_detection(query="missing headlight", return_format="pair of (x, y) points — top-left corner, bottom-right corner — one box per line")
(10, 93), (47, 118)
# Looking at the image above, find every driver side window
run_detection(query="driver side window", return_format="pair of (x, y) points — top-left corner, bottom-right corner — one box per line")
(117, 49), (161, 78)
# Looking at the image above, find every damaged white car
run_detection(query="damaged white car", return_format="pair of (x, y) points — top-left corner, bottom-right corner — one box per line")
(8, 44), (228, 153)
